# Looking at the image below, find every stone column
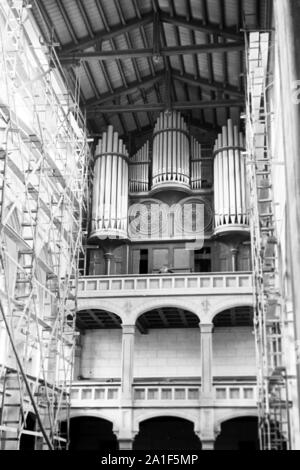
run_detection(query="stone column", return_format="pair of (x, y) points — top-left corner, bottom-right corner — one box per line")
(104, 252), (114, 275)
(231, 248), (238, 272)
(201, 440), (215, 450)
(197, 408), (215, 451)
(118, 436), (134, 450)
(119, 325), (136, 450)
(199, 323), (214, 398)
(121, 325), (135, 404)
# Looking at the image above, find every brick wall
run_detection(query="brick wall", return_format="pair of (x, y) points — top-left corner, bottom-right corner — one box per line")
(213, 327), (256, 377)
(80, 330), (122, 379)
(134, 329), (201, 378)
(78, 327), (256, 379)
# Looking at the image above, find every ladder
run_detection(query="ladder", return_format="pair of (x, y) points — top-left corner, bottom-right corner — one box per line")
(244, 29), (291, 450)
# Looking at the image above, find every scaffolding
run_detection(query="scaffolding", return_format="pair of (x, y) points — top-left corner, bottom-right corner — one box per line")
(244, 29), (292, 450)
(0, 0), (89, 449)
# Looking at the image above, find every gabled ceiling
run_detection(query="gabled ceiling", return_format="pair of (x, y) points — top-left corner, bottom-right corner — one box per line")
(31, 0), (272, 149)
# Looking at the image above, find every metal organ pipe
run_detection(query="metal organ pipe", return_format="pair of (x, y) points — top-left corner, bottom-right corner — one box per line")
(214, 119), (248, 232)
(129, 141), (150, 193)
(152, 111), (190, 191)
(191, 136), (203, 190)
(91, 125), (129, 240)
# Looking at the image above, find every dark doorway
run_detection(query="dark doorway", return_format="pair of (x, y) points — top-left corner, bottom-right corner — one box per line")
(19, 412), (36, 450)
(215, 417), (259, 450)
(139, 249), (149, 274)
(133, 417), (202, 450)
(194, 248), (211, 273)
(69, 417), (118, 451)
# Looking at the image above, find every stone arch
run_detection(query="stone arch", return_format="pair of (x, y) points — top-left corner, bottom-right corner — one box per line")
(214, 413), (259, 450)
(134, 410), (199, 433)
(66, 414), (119, 451)
(77, 300), (125, 324)
(133, 412), (202, 450)
(132, 298), (201, 324)
(209, 298), (254, 323)
(59, 410), (120, 434)
(214, 410), (258, 435)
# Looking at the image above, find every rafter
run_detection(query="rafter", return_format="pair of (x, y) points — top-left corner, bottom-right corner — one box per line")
(59, 42), (244, 62)
(85, 71), (165, 108)
(59, 12), (153, 53)
(136, 320), (148, 335)
(160, 11), (243, 40)
(86, 99), (244, 113)
(106, 311), (122, 327)
(178, 309), (189, 328)
(158, 309), (169, 328)
(172, 70), (244, 98)
(87, 310), (106, 328)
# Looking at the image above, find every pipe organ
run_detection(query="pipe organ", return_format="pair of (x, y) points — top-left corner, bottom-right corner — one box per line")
(213, 119), (248, 234)
(129, 141), (150, 193)
(90, 114), (249, 242)
(152, 111), (190, 192)
(91, 125), (129, 240)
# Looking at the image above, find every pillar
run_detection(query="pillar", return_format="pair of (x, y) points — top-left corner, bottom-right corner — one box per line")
(121, 325), (135, 404)
(200, 324), (213, 398)
(118, 437), (134, 450)
(231, 248), (238, 272)
(104, 252), (114, 275)
(201, 440), (215, 450)
(197, 408), (215, 451)
(119, 325), (136, 450)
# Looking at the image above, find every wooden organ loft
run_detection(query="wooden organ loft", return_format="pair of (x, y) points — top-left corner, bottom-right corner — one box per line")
(85, 111), (251, 277)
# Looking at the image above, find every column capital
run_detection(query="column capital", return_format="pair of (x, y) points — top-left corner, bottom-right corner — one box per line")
(199, 323), (214, 334)
(201, 439), (215, 450)
(104, 252), (114, 260)
(122, 324), (136, 334)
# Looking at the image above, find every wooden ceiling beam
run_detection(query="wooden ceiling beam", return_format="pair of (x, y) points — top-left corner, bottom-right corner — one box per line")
(59, 42), (245, 62)
(85, 71), (165, 108)
(86, 99), (244, 113)
(136, 320), (148, 335)
(59, 12), (153, 53)
(172, 70), (244, 98)
(160, 11), (243, 40)
(158, 309), (169, 328)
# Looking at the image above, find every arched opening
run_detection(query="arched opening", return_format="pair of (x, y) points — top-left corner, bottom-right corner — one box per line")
(212, 307), (256, 379)
(215, 417), (259, 450)
(75, 310), (122, 382)
(133, 417), (202, 450)
(19, 412), (36, 450)
(68, 417), (118, 451)
(134, 308), (200, 383)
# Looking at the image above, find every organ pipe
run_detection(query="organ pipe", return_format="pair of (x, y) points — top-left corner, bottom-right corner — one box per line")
(152, 111), (190, 191)
(191, 136), (203, 190)
(214, 119), (248, 233)
(129, 141), (150, 193)
(91, 125), (129, 240)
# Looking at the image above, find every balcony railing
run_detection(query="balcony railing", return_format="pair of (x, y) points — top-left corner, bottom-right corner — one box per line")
(78, 273), (253, 297)
(133, 383), (201, 405)
(214, 381), (257, 405)
(71, 382), (121, 407)
(70, 380), (257, 408)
